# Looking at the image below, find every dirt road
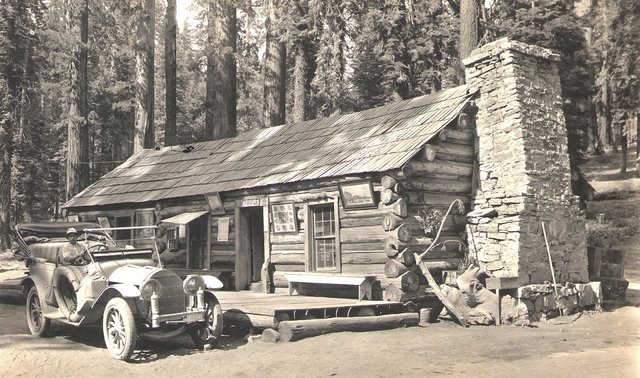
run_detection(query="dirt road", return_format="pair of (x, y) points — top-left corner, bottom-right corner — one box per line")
(0, 287), (638, 377)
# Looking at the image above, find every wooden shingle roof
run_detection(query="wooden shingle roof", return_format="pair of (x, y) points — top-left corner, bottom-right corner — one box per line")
(64, 85), (477, 208)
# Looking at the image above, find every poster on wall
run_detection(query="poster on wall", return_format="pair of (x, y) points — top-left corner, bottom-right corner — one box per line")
(217, 217), (230, 242)
(271, 203), (298, 234)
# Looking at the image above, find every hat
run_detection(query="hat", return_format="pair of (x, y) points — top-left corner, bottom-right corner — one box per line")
(66, 227), (78, 235)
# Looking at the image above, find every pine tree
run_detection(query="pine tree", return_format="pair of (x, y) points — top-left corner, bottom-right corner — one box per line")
(164, 0), (177, 146)
(133, 0), (155, 153)
(262, 0), (286, 127)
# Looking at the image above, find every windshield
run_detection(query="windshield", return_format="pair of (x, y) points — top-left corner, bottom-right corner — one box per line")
(83, 226), (163, 268)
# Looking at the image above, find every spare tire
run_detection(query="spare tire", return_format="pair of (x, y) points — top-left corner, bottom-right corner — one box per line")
(53, 266), (84, 319)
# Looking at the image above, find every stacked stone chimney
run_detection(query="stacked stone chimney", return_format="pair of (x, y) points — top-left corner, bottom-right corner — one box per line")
(463, 38), (588, 285)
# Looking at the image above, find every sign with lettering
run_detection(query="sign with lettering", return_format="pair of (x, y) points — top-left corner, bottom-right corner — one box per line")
(240, 198), (261, 207)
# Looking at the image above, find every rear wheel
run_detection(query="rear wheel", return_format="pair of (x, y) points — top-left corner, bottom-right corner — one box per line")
(191, 297), (223, 350)
(102, 297), (137, 361)
(26, 286), (50, 337)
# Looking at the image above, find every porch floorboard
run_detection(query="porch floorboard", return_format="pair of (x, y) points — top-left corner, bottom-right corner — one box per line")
(215, 290), (406, 329)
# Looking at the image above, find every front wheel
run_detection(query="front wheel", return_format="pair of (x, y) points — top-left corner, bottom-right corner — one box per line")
(102, 297), (137, 361)
(191, 297), (223, 350)
(26, 286), (50, 337)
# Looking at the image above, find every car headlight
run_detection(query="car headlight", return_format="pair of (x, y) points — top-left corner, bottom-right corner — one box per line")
(183, 275), (205, 295)
(140, 279), (163, 300)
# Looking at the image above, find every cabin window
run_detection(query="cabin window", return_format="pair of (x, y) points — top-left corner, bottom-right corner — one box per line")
(310, 204), (336, 271)
(166, 228), (178, 251)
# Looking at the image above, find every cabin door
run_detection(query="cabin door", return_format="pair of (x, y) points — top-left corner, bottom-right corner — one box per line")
(235, 207), (264, 290)
(187, 215), (209, 269)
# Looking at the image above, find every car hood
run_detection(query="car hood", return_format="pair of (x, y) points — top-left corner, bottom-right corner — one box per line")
(108, 265), (162, 286)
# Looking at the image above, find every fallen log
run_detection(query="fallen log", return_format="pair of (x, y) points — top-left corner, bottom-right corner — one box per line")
(277, 313), (420, 342)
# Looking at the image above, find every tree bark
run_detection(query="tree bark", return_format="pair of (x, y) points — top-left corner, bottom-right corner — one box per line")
(620, 132), (628, 174)
(134, 0), (155, 153)
(206, 0), (237, 140)
(263, 0), (286, 127)
(66, 0), (89, 201)
(164, 0), (177, 146)
(459, 0), (479, 84)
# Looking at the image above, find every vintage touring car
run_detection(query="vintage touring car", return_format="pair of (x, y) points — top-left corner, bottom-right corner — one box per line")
(13, 222), (224, 361)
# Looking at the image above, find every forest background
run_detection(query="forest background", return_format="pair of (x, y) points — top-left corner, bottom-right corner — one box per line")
(0, 0), (638, 249)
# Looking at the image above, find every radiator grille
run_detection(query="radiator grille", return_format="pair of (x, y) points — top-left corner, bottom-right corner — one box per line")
(151, 270), (186, 316)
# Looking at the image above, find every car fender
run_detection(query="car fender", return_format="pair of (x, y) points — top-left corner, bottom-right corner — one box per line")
(78, 284), (142, 325)
(201, 275), (224, 290)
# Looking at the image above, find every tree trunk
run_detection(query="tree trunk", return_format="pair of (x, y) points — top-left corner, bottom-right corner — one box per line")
(164, 0), (177, 146)
(66, 0), (89, 201)
(206, 0), (237, 140)
(134, 0), (155, 153)
(0, 103), (12, 249)
(278, 313), (420, 342)
(620, 132), (628, 174)
(263, 0), (286, 127)
(292, 43), (307, 123)
(459, 0), (479, 84)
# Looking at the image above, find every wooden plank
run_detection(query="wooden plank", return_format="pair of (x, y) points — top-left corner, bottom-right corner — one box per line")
(273, 264), (305, 272)
(340, 225), (387, 244)
(341, 216), (381, 228)
(341, 251), (388, 265)
(415, 254), (468, 327)
(271, 233), (305, 245)
(271, 252), (305, 265)
(271, 243), (305, 251)
(235, 208), (251, 291)
(341, 242), (384, 252)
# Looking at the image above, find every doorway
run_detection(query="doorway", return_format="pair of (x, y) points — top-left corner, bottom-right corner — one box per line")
(188, 215), (209, 269)
(235, 207), (265, 290)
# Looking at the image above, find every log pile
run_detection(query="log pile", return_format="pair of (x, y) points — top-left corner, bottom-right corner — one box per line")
(378, 175), (464, 302)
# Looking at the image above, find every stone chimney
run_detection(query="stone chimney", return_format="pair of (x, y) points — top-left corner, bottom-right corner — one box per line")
(463, 38), (588, 285)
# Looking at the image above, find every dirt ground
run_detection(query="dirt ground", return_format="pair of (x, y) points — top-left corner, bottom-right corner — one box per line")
(1, 151), (639, 377)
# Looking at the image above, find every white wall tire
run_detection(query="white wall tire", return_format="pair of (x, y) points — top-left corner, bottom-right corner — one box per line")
(102, 297), (137, 361)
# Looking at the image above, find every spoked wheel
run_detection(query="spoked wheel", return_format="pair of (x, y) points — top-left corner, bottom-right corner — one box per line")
(102, 297), (137, 361)
(26, 286), (50, 337)
(191, 297), (223, 350)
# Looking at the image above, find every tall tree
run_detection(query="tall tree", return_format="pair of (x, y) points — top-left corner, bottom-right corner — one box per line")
(592, 0), (640, 173)
(459, 0), (479, 83)
(311, 0), (347, 117)
(164, 0), (177, 146)
(0, 0), (45, 248)
(289, 0), (313, 122)
(65, 0), (89, 201)
(262, 0), (286, 127)
(206, 0), (237, 140)
(133, 0), (155, 153)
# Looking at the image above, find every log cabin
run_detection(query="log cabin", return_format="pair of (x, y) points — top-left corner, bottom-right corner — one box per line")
(63, 84), (478, 301)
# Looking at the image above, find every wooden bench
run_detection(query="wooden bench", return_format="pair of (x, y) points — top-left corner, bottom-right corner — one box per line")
(284, 273), (376, 301)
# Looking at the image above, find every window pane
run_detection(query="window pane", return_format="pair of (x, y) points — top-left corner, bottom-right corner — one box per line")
(311, 204), (336, 270)
(315, 239), (336, 269)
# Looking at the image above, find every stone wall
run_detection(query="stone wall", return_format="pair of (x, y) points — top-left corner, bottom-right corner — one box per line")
(463, 38), (589, 285)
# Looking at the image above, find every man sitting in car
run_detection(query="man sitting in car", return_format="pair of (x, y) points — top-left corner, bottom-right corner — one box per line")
(61, 227), (90, 265)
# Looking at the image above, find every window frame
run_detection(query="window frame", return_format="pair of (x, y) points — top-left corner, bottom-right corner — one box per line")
(304, 198), (341, 273)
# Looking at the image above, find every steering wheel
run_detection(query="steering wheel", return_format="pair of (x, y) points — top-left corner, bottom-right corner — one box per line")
(87, 243), (108, 254)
